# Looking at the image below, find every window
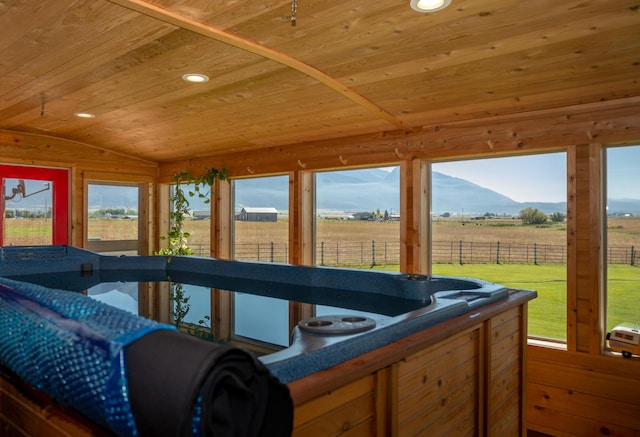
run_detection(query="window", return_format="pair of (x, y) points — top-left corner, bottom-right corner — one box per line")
(315, 166), (400, 270)
(431, 154), (567, 340)
(232, 175), (288, 262)
(605, 145), (640, 337)
(232, 175), (289, 346)
(87, 183), (140, 255)
(2, 178), (53, 246)
(1, 164), (68, 246)
(176, 182), (211, 257)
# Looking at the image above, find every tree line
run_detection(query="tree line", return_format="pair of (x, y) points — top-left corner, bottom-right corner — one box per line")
(4, 209), (52, 219)
(88, 208), (138, 218)
(519, 208), (565, 225)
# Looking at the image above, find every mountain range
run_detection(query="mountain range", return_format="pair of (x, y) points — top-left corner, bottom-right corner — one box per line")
(234, 168), (639, 216)
(9, 169), (639, 216)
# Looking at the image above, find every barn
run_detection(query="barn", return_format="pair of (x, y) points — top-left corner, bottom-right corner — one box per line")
(237, 207), (278, 222)
(352, 211), (374, 221)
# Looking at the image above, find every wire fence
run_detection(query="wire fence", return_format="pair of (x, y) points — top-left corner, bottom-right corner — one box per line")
(192, 241), (638, 267)
(233, 242), (289, 263)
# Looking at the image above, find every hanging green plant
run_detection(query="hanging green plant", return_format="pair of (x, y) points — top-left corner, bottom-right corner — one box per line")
(155, 167), (228, 329)
(156, 167), (228, 256)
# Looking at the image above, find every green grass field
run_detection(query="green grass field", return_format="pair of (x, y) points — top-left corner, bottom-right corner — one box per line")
(375, 263), (639, 339)
(432, 263), (567, 339)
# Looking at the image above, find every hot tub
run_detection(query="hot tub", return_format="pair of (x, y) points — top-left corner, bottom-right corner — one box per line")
(0, 245), (508, 383)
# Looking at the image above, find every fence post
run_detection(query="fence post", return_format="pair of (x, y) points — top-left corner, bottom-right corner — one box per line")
(534, 242), (538, 265)
(459, 240), (463, 265)
(632, 245), (636, 266)
(450, 241), (453, 263)
(384, 241), (387, 264)
(270, 241), (274, 263)
(496, 241), (500, 264)
(371, 240), (376, 266)
(321, 241), (325, 266)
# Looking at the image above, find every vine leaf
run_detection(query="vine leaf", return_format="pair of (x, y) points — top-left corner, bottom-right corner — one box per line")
(154, 167), (228, 329)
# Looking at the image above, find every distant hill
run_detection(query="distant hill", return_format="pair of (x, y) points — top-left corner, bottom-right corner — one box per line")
(87, 185), (140, 211)
(232, 168), (571, 216)
(233, 169), (640, 216)
(8, 171), (640, 216)
(430, 172), (567, 216)
(607, 199), (640, 215)
(234, 168), (401, 213)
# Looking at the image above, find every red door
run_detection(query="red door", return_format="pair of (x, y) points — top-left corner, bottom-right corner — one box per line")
(1, 164), (69, 246)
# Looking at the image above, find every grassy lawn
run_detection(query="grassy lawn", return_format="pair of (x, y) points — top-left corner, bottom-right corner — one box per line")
(606, 265), (640, 332)
(2, 219), (52, 246)
(433, 263), (567, 340)
(374, 263), (639, 340)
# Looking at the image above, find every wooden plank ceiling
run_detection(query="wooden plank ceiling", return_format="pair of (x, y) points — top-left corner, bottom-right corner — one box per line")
(0, 0), (638, 163)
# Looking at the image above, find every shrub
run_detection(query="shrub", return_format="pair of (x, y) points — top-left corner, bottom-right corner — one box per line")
(520, 207), (548, 225)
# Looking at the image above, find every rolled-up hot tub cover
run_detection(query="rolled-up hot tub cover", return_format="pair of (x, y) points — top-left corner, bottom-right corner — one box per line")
(0, 278), (293, 436)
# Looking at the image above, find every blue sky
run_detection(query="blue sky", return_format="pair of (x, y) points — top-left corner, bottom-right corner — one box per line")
(607, 146), (640, 200)
(433, 146), (640, 203)
(432, 154), (567, 203)
(3, 179), (52, 209)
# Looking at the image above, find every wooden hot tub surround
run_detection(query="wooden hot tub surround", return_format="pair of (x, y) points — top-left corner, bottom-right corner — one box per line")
(1, 286), (533, 436)
(290, 289), (532, 436)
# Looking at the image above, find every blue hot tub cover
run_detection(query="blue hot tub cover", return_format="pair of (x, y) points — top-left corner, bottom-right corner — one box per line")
(0, 277), (293, 436)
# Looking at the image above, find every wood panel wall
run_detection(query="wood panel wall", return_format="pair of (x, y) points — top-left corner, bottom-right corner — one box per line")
(2, 97), (640, 435)
(528, 345), (640, 436)
(0, 129), (158, 253)
(157, 97), (640, 436)
(158, 97), (640, 180)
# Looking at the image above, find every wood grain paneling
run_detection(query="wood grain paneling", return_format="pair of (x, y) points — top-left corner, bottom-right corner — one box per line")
(0, 1), (638, 163)
(293, 374), (379, 436)
(0, 371), (110, 437)
(528, 346), (640, 436)
(157, 98), (640, 180)
(487, 306), (525, 436)
(288, 170), (314, 266)
(396, 329), (480, 435)
(567, 144), (603, 354)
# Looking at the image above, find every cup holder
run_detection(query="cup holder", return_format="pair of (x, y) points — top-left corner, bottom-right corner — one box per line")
(306, 320), (333, 327)
(298, 315), (376, 334)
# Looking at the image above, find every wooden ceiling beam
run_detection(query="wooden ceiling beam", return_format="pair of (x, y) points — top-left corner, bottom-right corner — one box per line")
(106, 0), (415, 134)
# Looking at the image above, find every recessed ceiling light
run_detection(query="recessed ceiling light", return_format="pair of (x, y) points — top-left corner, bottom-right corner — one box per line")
(410, 0), (451, 12)
(74, 112), (95, 118)
(182, 73), (209, 83)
